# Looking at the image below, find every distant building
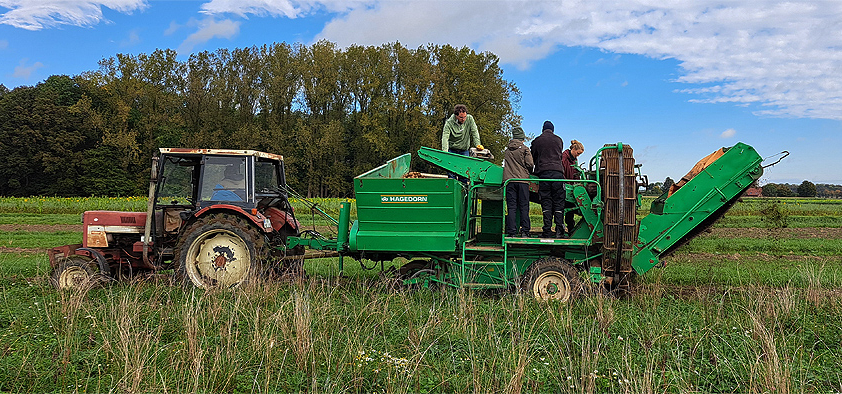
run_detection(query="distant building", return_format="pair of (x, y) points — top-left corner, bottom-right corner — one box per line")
(744, 187), (763, 197)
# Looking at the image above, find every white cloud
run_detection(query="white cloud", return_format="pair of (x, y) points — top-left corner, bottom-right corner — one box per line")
(211, 0), (838, 121)
(12, 58), (44, 79)
(120, 28), (141, 47)
(177, 18), (240, 54)
(164, 20), (181, 36)
(199, 0), (367, 18)
(0, 0), (147, 30)
(720, 128), (736, 139)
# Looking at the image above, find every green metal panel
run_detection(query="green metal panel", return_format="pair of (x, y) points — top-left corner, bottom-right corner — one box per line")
(349, 154), (465, 252)
(570, 183), (603, 239)
(357, 153), (412, 178)
(418, 147), (503, 185)
(634, 142), (763, 274)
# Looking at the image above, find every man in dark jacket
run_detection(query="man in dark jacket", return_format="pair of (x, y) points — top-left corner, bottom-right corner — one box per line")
(503, 126), (533, 237)
(530, 120), (566, 238)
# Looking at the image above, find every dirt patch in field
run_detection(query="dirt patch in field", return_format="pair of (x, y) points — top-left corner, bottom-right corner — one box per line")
(703, 227), (842, 239)
(666, 252), (839, 264)
(0, 247), (45, 254)
(0, 224), (82, 232)
(633, 283), (842, 300)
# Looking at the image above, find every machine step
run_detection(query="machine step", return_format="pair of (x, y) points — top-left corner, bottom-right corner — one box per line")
(505, 237), (585, 246)
(462, 260), (505, 266)
(463, 244), (504, 252)
(463, 282), (508, 289)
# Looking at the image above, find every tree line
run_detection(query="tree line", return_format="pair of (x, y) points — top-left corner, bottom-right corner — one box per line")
(0, 41), (520, 197)
(644, 178), (840, 198)
(762, 181), (842, 198)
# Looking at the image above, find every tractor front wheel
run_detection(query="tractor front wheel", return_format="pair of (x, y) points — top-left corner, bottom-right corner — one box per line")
(522, 258), (583, 302)
(51, 255), (101, 290)
(175, 214), (265, 289)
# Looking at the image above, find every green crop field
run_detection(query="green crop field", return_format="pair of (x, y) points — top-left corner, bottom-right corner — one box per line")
(1, 197), (841, 393)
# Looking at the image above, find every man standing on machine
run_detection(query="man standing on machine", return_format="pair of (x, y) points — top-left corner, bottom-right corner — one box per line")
(530, 120), (566, 238)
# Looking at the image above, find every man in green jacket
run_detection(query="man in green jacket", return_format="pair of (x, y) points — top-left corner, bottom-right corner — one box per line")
(442, 104), (482, 155)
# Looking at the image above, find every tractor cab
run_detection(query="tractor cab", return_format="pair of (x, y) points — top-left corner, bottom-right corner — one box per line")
(155, 148), (287, 209)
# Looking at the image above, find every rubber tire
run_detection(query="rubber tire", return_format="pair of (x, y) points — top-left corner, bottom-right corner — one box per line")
(175, 213), (265, 289)
(522, 257), (583, 302)
(51, 256), (97, 290)
(398, 259), (431, 279)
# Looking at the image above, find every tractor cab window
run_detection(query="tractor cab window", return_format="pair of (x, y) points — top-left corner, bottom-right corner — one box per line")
(157, 156), (198, 205)
(202, 157), (247, 202)
(255, 160), (281, 194)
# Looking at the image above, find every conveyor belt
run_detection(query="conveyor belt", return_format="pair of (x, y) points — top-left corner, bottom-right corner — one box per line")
(599, 144), (638, 292)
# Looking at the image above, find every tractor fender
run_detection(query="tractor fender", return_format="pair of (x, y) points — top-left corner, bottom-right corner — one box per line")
(192, 204), (272, 233)
(76, 247), (111, 275)
(264, 207), (300, 232)
(48, 244), (81, 269)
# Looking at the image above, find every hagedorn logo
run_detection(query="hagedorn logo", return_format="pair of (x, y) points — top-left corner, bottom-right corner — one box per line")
(380, 195), (428, 203)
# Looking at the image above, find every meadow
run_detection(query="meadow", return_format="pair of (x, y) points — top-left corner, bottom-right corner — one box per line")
(0, 196), (840, 393)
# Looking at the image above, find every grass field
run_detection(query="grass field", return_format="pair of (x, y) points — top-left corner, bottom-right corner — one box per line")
(1, 196), (841, 393)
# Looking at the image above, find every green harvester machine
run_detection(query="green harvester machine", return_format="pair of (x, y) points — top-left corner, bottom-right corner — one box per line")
(288, 142), (765, 301)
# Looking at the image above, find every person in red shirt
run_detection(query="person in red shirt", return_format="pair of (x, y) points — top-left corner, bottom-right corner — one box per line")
(561, 140), (584, 180)
(561, 140), (584, 236)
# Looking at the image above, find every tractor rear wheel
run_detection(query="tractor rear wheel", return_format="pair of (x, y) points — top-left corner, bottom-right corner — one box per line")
(175, 213), (265, 289)
(522, 258), (583, 302)
(51, 255), (100, 290)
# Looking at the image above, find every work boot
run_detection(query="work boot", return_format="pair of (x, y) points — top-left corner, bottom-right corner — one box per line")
(541, 209), (554, 237)
(520, 231), (530, 238)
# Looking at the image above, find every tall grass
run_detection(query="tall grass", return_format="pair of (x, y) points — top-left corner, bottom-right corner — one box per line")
(1, 269), (840, 393)
(1, 197), (841, 392)
(0, 196), (148, 214)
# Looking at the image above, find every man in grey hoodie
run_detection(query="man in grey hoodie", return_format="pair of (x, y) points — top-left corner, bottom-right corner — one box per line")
(503, 126), (534, 237)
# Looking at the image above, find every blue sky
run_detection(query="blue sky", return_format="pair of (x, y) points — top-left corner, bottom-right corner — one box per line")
(1, 0), (840, 185)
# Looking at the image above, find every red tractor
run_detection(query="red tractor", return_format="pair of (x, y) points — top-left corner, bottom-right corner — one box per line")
(48, 148), (303, 289)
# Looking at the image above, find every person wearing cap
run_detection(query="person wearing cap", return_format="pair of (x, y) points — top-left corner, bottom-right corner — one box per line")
(212, 164), (246, 201)
(442, 104), (483, 155)
(531, 120), (566, 238)
(503, 126), (534, 237)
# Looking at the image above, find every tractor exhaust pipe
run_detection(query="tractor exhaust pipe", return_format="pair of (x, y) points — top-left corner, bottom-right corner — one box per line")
(141, 156), (159, 269)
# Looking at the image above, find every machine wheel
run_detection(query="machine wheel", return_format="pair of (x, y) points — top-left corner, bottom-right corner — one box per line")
(522, 258), (583, 302)
(51, 256), (100, 290)
(175, 213), (265, 289)
(398, 259), (431, 279)
(395, 260), (439, 290)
